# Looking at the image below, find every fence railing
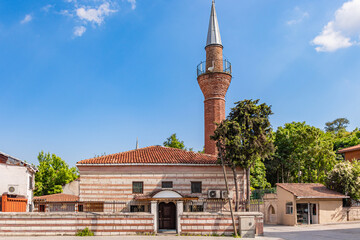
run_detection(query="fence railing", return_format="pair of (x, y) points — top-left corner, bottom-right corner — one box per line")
(197, 59), (232, 77)
(184, 199), (263, 213)
(1, 194), (27, 212)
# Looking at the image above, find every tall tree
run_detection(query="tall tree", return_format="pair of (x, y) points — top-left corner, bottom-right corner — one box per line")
(250, 157), (271, 190)
(35, 152), (78, 196)
(163, 133), (185, 150)
(266, 122), (337, 185)
(325, 118), (350, 133)
(326, 161), (360, 201)
(212, 99), (274, 211)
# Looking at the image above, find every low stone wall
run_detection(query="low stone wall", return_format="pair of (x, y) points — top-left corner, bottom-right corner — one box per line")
(0, 212), (154, 236)
(180, 212), (263, 237)
(344, 207), (360, 221)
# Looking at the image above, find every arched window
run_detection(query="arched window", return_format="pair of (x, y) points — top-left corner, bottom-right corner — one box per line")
(269, 205), (275, 214)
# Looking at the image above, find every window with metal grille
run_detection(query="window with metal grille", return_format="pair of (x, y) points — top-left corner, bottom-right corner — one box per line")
(162, 181), (173, 189)
(132, 182), (143, 194)
(191, 182), (202, 193)
(286, 202), (293, 214)
(130, 205), (145, 212)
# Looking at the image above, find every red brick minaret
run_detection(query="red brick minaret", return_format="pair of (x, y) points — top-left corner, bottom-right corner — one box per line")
(197, 1), (232, 155)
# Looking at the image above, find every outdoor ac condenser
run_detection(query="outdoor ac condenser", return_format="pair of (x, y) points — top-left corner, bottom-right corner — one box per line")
(221, 190), (234, 199)
(208, 190), (221, 199)
(7, 185), (19, 195)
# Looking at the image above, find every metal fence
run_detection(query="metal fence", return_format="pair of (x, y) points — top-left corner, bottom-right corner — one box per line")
(184, 199), (263, 213)
(196, 59), (232, 76)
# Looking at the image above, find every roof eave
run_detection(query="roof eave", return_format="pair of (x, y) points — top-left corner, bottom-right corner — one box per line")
(76, 163), (218, 167)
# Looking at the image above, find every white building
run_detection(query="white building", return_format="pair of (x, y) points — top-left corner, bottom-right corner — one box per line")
(0, 151), (37, 212)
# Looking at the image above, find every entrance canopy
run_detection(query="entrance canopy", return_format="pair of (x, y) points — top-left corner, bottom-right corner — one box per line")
(153, 191), (182, 199)
(135, 190), (198, 202)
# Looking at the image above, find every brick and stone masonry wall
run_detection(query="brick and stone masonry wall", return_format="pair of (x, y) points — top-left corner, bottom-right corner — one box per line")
(79, 165), (246, 204)
(180, 212), (264, 237)
(0, 212), (154, 236)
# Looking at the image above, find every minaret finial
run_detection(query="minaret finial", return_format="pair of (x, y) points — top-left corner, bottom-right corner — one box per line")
(206, 0), (222, 47)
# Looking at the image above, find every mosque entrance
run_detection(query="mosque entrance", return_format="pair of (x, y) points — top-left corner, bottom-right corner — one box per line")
(158, 202), (176, 230)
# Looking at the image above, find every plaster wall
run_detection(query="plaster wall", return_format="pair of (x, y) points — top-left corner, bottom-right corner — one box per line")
(0, 164), (34, 211)
(276, 187), (296, 226)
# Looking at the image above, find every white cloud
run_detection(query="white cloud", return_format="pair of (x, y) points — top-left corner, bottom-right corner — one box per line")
(128, 0), (136, 10)
(312, 0), (360, 52)
(286, 7), (309, 26)
(20, 14), (32, 24)
(42, 4), (53, 12)
(74, 26), (86, 37)
(76, 2), (116, 25)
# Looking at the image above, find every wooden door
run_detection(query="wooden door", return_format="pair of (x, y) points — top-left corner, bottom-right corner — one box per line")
(158, 202), (176, 230)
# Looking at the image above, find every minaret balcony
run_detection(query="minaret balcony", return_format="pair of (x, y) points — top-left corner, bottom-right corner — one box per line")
(197, 59), (232, 77)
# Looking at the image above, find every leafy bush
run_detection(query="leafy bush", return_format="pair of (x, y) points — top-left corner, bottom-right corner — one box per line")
(75, 227), (94, 236)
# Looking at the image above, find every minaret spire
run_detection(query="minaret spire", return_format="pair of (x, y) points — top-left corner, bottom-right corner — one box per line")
(206, 0), (222, 47)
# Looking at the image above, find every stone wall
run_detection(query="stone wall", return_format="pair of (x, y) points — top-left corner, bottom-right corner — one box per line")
(79, 165), (246, 205)
(180, 212), (263, 237)
(343, 207), (360, 221)
(0, 212), (154, 236)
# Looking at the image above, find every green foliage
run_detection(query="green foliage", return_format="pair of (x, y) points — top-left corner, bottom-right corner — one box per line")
(266, 122), (337, 185)
(212, 99), (275, 169)
(35, 151), (79, 196)
(333, 128), (360, 152)
(163, 133), (185, 150)
(250, 158), (271, 189)
(75, 227), (94, 236)
(325, 118), (349, 133)
(326, 161), (360, 200)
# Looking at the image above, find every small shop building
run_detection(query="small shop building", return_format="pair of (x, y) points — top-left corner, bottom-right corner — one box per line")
(268, 183), (349, 226)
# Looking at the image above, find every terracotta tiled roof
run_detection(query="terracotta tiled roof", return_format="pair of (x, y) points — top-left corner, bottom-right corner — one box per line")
(77, 146), (217, 165)
(338, 144), (360, 153)
(276, 183), (348, 199)
(33, 193), (79, 202)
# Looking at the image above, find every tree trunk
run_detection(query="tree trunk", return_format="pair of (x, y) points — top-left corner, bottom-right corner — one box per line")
(246, 167), (251, 212)
(232, 168), (239, 212)
(219, 147), (238, 237)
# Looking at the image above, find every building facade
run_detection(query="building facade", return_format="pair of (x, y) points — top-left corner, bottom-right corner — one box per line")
(263, 183), (348, 226)
(77, 146), (247, 232)
(0, 151), (37, 212)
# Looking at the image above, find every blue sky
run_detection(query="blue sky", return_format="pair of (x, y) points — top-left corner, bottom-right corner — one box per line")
(1, 0), (360, 167)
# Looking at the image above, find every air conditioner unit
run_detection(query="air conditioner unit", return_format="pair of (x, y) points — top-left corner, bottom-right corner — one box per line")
(222, 190), (233, 199)
(208, 190), (221, 199)
(8, 185), (19, 195)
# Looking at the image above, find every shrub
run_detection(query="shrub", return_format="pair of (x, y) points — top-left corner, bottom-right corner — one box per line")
(75, 227), (94, 236)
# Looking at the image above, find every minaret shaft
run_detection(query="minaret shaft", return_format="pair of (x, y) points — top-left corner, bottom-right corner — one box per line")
(198, 1), (231, 155)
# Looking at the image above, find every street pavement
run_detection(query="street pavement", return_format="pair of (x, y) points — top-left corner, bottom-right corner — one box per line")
(0, 222), (360, 240)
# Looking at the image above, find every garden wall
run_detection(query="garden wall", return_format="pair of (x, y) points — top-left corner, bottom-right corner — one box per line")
(180, 212), (263, 237)
(344, 207), (360, 221)
(0, 212), (154, 236)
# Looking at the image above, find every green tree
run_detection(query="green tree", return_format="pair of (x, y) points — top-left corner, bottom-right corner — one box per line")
(35, 152), (78, 196)
(212, 99), (275, 211)
(326, 161), (360, 200)
(325, 118), (350, 133)
(333, 129), (360, 152)
(163, 134), (185, 150)
(266, 122), (337, 185)
(250, 158), (271, 190)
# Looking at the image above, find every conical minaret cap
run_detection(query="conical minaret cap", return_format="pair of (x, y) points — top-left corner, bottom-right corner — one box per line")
(206, 0), (222, 47)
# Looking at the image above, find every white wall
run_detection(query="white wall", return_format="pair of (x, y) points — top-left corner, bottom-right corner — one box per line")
(0, 164), (35, 211)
